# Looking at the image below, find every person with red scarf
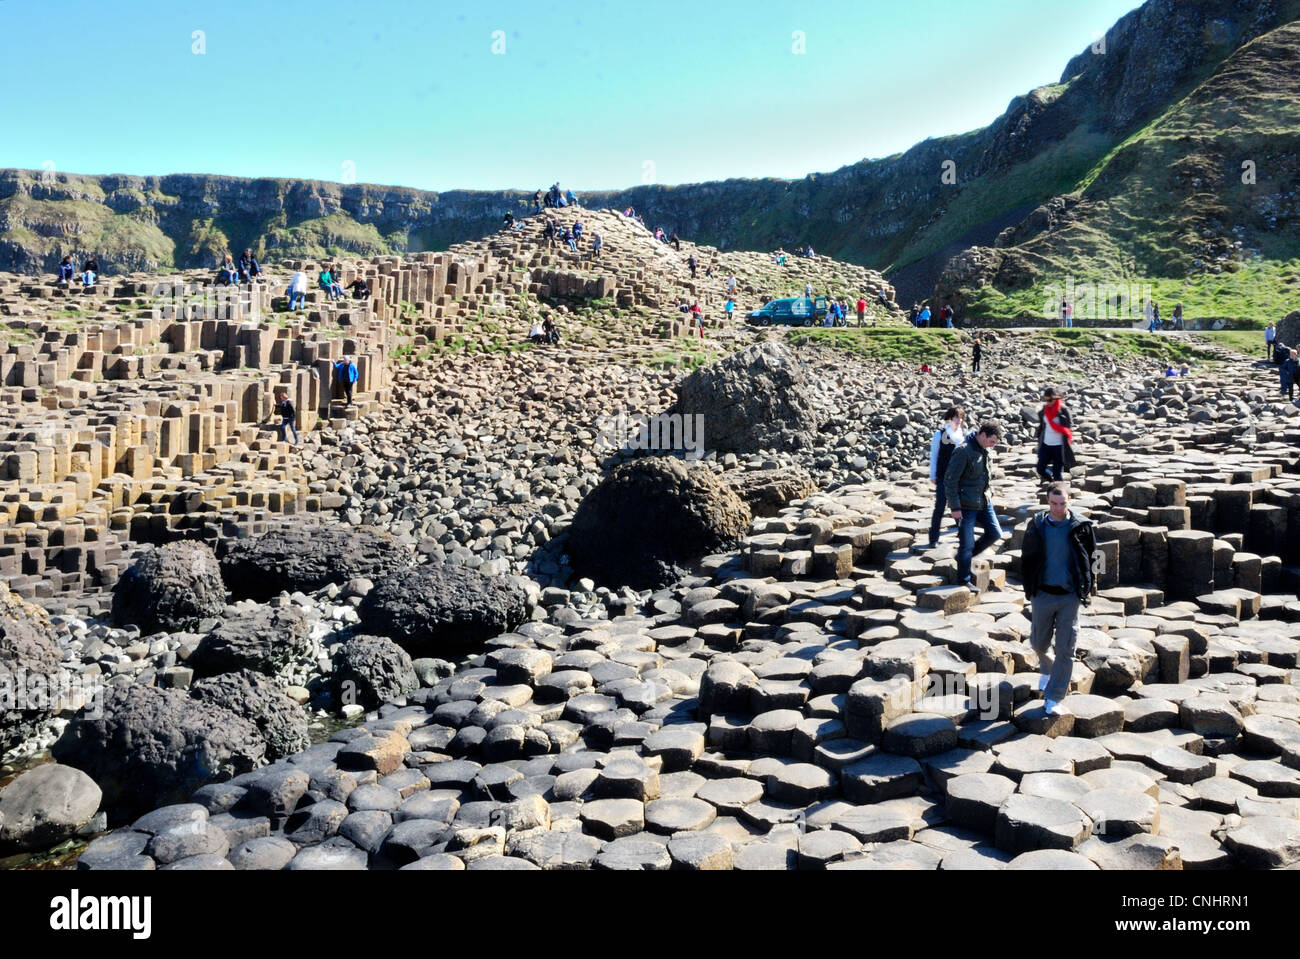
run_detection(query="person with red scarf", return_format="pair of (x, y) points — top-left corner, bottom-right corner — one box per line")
(1036, 387), (1075, 482)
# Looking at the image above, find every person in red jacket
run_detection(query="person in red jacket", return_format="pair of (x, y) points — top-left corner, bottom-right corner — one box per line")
(856, 296), (867, 327)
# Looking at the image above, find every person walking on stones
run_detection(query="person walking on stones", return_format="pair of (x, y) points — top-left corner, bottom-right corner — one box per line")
(1266, 322), (1277, 360)
(728, 274), (738, 297)
(927, 405), (967, 549)
(971, 336), (982, 374)
(1281, 349), (1299, 401)
(687, 254), (697, 279)
(287, 270), (307, 311)
(945, 421), (1003, 588)
(542, 218), (557, 248)
(334, 355), (358, 407)
(1022, 484), (1097, 715)
(672, 232), (682, 252)
(273, 387), (298, 446)
(591, 231), (603, 260)
(1036, 386), (1075, 483)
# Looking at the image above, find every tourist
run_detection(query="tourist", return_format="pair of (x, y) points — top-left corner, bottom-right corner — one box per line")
(688, 255), (697, 278)
(1021, 484), (1097, 715)
(927, 405), (967, 549)
(920, 362), (931, 373)
(83, 255), (100, 276)
(1060, 298), (1073, 329)
(543, 315), (559, 345)
(1152, 302), (1162, 330)
(273, 387), (298, 445)
(944, 421), (1004, 589)
(972, 336), (982, 373)
(917, 305), (931, 328)
(804, 282), (814, 299)
(1266, 322), (1277, 359)
(239, 249), (263, 283)
(319, 267), (339, 301)
(690, 302), (703, 331)
(58, 255), (75, 284)
(1172, 303), (1184, 330)
(724, 298), (735, 321)
(217, 255), (239, 286)
(1145, 299), (1156, 332)
(529, 319), (547, 345)
(856, 296), (867, 327)
(533, 190), (543, 213)
(563, 227), (578, 253)
(287, 270), (307, 311)
(329, 267), (345, 300)
(941, 304), (954, 328)
(503, 210), (516, 230)
(573, 220), (584, 243)
(591, 232), (603, 259)
(334, 355), (358, 407)
(566, 188), (578, 207)
(909, 304), (920, 325)
(542, 218), (557, 248)
(705, 264), (715, 279)
(670, 232), (681, 252)
(554, 184), (567, 208)
(1281, 349), (1299, 401)
(1036, 386), (1076, 483)
(347, 276), (370, 300)
(81, 265), (97, 287)
(728, 274), (738, 296)
(878, 288), (889, 306)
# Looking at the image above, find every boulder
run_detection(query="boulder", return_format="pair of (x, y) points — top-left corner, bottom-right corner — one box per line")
(220, 523), (412, 601)
(110, 541), (226, 634)
(188, 605), (311, 678)
(724, 467), (817, 517)
(0, 763), (102, 853)
(669, 342), (822, 454)
(333, 635), (419, 708)
(0, 582), (63, 755)
(567, 457), (751, 590)
(188, 670), (310, 760)
(358, 564), (530, 654)
(51, 685), (265, 820)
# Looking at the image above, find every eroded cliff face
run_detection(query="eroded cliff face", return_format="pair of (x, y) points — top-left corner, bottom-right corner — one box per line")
(2, 0), (1294, 300)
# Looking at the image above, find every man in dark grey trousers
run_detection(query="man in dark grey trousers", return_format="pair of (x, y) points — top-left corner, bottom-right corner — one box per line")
(1020, 485), (1097, 715)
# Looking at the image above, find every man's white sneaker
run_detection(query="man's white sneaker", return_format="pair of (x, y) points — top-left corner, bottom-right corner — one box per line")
(1044, 699), (1066, 716)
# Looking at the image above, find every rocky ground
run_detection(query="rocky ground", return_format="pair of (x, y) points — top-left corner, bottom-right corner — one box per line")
(5, 327), (1300, 870)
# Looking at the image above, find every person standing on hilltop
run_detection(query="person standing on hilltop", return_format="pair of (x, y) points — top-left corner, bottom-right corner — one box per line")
(566, 188), (578, 207)
(533, 190), (543, 213)
(927, 406), (968, 549)
(971, 336), (982, 374)
(1266, 322), (1277, 359)
(1021, 484), (1097, 715)
(944, 421), (1004, 589)
(1036, 386), (1076, 483)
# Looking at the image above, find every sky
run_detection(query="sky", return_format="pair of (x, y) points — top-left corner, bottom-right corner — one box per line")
(0, 0), (1144, 192)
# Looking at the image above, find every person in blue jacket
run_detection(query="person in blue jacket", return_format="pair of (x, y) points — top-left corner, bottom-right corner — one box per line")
(334, 355), (358, 407)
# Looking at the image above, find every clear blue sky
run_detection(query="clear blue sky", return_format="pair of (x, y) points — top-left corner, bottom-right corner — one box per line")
(0, 0), (1143, 192)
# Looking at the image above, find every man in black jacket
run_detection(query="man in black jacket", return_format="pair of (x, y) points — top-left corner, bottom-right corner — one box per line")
(944, 420), (1004, 588)
(1021, 484), (1097, 715)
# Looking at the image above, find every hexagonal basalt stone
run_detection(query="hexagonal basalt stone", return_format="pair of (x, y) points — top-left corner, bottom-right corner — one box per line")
(695, 777), (764, 812)
(1223, 816), (1300, 868)
(796, 830), (863, 870)
(830, 806), (915, 843)
(1123, 698), (1180, 732)
(1061, 695), (1125, 738)
(644, 798), (717, 834)
(841, 753), (925, 804)
(641, 727), (706, 772)
(1074, 789), (1160, 838)
(881, 713), (957, 758)
(1006, 849), (1099, 870)
(994, 795), (1092, 853)
(594, 835), (672, 871)
(581, 799), (646, 840)
(667, 832), (733, 870)
(763, 762), (838, 805)
(944, 773), (1017, 834)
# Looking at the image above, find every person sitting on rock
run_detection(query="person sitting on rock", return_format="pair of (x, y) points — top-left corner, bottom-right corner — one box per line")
(273, 387), (298, 445)
(529, 319), (547, 345)
(83, 255), (99, 276)
(58, 255), (75, 284)
(217, 254), (239, 286)
(572, 221), (584, 243)
(239, 249), (262, 283)
(347, 277), (370, 300)
(318, 267), (338, 300)
(565, 188), (578, 207)
(503, 210), (516, 230)
(542, 218), (557, 247)
(543, 315), (559, 345)
(287, 270), (307, 311)
(563, 227), (578, 253)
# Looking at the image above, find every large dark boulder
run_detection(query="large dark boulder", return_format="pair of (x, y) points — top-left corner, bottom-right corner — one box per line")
(334, 635), (419, 709)
(187, 605), (311, 678)
(51, 685), (265, 820)
(189, 670), (311, 760)
(0, 582), (63, 755)
(567, 457), (751, 590)
(111, 541), (227, 634)
(220, 523), (412, 601)
(358, 565), (529, 655)
(669, 342), (821, 454)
